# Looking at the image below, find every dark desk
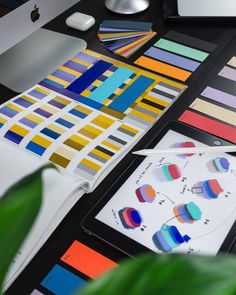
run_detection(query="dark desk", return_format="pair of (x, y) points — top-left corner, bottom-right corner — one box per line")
(4, 0), (236, 293)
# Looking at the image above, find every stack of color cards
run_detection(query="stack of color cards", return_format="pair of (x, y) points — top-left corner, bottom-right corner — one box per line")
(179, 55), (236, 143)
(98, 20), (156, 58)
(135, 31), (217, 82)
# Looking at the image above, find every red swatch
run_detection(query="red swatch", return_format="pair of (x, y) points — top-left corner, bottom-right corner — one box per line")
(179, 110), (236, 144)
(61, 241), (118, 279)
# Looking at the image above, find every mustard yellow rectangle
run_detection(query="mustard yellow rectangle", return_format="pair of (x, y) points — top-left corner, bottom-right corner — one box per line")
(54, 96), (70, 105)
(7, 103), (22, 113)
(75, 105), (92, 115)
(11, 124), (29, 137)
(102, 140), (120, 151)
(69, 134), (89, 146)
(92, 148), (111, 160)
(120, 124), (139, 135)
(81, 158), (101, 171)
(35, 87), (50, 95)
(32, 135), (52, 148)
(0, 117), (7, 124)
(130, 109), (154, 122)
(48, 75), (69, 87)
(59, 66), (82, 77)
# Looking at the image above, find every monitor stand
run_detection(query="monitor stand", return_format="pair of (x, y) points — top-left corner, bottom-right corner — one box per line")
(0, 28), (87, 93)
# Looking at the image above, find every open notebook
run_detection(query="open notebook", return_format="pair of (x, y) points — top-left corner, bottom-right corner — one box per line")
(0, 49), (186, 288)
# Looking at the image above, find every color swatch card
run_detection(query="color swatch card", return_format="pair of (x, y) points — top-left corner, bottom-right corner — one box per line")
(0, 49), (186, 188)
(39, 241), (117, 295)
(98, 20), (156, 58)
(179, 56), (236, 143)
(135, 31), (217, 82)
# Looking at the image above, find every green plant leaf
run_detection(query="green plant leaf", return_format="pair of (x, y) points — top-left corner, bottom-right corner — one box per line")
(0, 164), (55, 293)
(76, 253), (236, 295)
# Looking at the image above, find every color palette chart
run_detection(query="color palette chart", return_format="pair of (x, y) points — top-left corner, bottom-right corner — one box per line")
(33, 241), (117, 295)
(0, 49), (186, 185)
(98, 20), (156, 58)
(179, 56), (236, 143)
(135, 31), (217, 82)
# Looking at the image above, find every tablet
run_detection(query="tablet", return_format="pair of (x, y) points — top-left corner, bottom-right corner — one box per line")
(82, 122), (236, 256)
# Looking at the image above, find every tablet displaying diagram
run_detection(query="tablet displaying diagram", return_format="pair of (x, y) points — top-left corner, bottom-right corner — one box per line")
(91, 124), (236, 256)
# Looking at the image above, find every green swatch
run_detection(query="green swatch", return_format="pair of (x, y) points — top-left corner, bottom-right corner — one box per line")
(155, 38), (209, 62)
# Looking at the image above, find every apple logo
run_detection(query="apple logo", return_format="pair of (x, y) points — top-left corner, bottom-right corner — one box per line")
(31, 5), (40, 22)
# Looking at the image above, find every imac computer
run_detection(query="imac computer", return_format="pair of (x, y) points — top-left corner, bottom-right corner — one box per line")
(0, 0), (87, 92)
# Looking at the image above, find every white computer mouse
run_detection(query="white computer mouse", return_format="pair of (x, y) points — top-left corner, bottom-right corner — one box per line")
(66, 12), (95, 31)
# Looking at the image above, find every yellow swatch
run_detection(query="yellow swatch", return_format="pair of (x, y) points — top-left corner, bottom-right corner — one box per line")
(190, 98), (236, 126)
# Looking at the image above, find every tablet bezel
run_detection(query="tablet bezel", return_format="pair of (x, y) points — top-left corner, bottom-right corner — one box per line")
(82, 121), (236, 257)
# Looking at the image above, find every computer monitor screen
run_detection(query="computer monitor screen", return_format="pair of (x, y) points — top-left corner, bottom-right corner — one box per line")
(0, 0), (80, 55)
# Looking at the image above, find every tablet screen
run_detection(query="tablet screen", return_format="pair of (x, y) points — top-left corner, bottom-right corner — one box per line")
(96, 130), (236, 255)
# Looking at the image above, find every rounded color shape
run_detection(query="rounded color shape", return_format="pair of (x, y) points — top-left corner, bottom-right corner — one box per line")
(66, 12), (95, 31)
(185, 202), (202, 221)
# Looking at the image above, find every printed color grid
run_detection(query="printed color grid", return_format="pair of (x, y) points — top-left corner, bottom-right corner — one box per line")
(0, 49), (186, 182)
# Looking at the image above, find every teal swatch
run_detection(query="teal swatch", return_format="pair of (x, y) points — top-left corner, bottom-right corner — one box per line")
(154, 38), (209, 62)
(88, 67), (134, 103)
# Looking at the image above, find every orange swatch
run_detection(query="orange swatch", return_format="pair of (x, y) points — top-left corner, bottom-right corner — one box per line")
(61, 241), (118, 279)
(134, 55), (191, 81)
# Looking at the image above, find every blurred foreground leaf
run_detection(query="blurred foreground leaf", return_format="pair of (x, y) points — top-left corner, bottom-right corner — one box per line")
(77, 253), (236, 295)
(0, 164), (54, 292)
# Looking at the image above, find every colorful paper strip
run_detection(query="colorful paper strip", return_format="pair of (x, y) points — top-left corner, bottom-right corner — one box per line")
(179, 110), (236, 144)
(61, 241), (117, 279)
(41, 264), (86, 295)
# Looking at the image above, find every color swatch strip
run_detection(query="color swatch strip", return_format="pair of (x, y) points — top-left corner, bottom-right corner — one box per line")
(41, 264), (86, 295)
(135, 30), (216, 82)
(179, 56), (236, 144)
(98, 20), (157, 58)
(61, 241), (117, 279)
(40, 241), (117, 295)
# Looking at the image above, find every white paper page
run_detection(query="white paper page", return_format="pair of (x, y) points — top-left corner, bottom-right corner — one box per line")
(0, 140), (84, 289)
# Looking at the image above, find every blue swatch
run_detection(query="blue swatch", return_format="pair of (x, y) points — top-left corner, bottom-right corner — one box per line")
(41, 264), (86, 295)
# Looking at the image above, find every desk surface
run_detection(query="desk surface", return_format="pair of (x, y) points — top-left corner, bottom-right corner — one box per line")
(3, 0), (236, 293)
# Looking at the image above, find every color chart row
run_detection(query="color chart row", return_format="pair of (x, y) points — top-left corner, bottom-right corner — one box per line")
(0, 86), (141, 181)
(179, 56), (236, 143)
(0, 50), (186, 183)
(31, 241), (117, 295)
(135, 31), (217, 82)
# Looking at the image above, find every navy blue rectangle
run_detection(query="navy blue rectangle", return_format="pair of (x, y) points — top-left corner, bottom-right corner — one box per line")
(69, 109), (87, 119)
(41, 128), (60, 139)
(67, 60), (112, 95)
(26, 142), (46, 156)
(56, 118), (74, 128)
(4, 130), (23, 144)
